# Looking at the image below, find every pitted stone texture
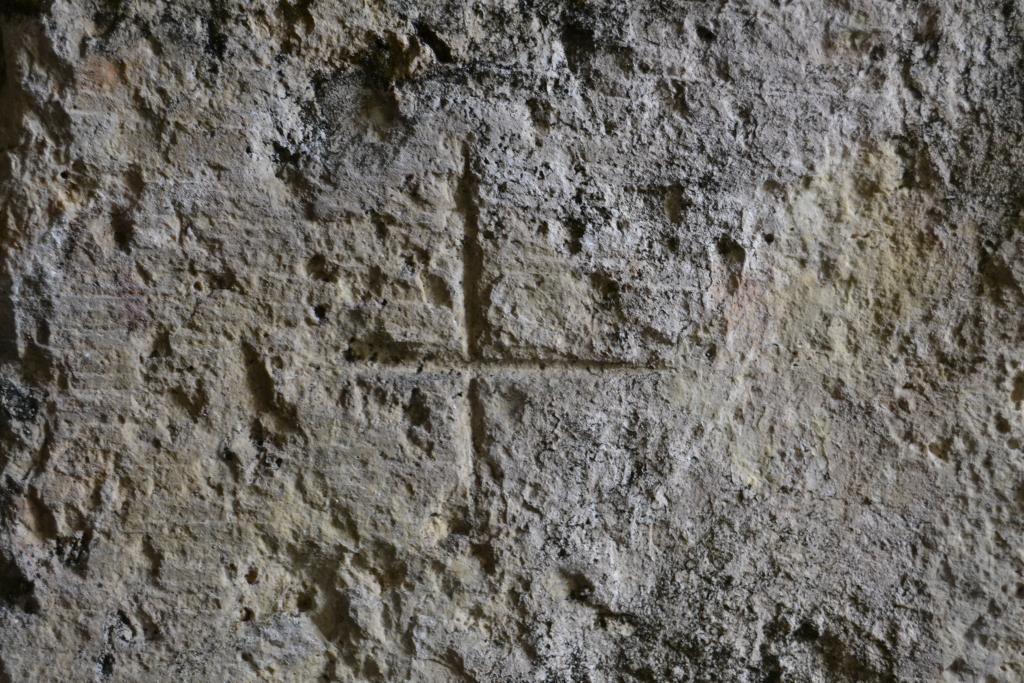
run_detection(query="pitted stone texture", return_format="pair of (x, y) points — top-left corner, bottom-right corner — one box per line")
(1, 1), (1023, 682)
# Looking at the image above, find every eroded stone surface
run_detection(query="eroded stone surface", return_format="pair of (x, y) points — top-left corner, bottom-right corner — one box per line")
(1, 1), (1023, 681)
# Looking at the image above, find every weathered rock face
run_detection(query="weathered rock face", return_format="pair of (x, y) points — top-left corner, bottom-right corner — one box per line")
(1, 0), (1022, 680)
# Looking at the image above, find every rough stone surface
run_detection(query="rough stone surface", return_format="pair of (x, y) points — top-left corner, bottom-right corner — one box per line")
(1, 1), (1023, 681)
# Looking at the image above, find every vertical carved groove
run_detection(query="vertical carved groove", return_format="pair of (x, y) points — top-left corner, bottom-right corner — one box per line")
(456, 145), (484, 361)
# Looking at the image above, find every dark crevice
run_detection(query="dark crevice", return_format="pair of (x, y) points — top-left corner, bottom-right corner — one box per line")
(278, 0), (314, 33)
(565, 217), (586, 255)
(414, 21), (454, 64)
(204, 0), (230, 67)
(0, 552), (38, 614)
(96, 653), (114, 679)
(56, 528), (92, 572)
(560, 20), (596, 75)
(0, 268), (18, 361)
(0, 0), (50, 18)
(111, 209), (134, 252)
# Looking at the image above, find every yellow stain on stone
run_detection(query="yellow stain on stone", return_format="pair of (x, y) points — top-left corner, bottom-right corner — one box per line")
(720, 142), (958, 489)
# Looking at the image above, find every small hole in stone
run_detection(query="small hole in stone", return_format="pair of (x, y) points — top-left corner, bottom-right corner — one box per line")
(297, 591), (315, 612)
(794, 621), (820, 641)
(696, 25), (717, 42)
(240, 607), (254, 621)
(995, 414), (1011, 434)
(245, 567), (259, 584)
(764, 233), (775, 244)
(98, 654), (114, 677)
(306, 254), (338, 282)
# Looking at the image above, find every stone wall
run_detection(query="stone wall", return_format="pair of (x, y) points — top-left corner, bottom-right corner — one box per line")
(0, 1), (1022, 680)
